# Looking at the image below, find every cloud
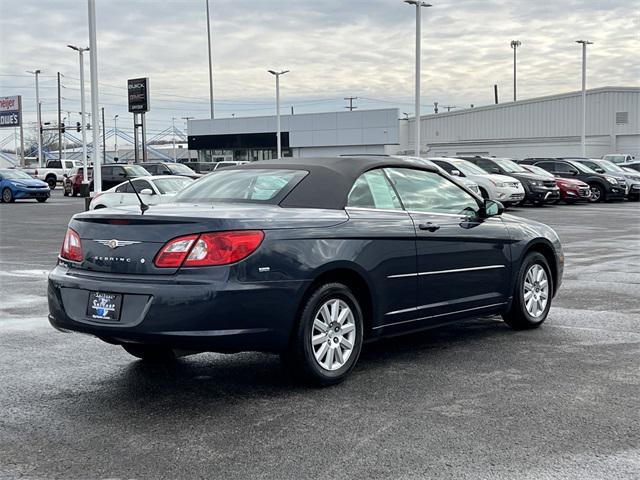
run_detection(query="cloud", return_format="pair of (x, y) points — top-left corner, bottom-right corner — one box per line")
(0, 0), (638, 139)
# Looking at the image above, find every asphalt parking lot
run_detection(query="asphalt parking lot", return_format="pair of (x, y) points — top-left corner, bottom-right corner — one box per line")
(1, 190), (639, 479)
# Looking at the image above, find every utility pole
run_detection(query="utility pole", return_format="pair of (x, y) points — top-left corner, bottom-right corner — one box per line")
(206, 0), (215, 119)
(57, 72), (63, 160)
(510, 40), (521, 102)
(494, 84), (499, 104)
(576, 40), (593, 157)
(404, 0), (432, 157)
(113, 114), (118, 161)
(172, 117), (177, 161)
(27, 70), (43, 166)
(344, 96), (358, 111)
(88, 0), (102, 192)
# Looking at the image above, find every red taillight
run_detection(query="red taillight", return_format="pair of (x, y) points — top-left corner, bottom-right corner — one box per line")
(154, 231), (264, 268)
(60, 227), (83, 262)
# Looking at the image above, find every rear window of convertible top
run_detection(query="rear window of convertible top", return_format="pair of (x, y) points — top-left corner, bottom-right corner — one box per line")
(174, 168), (308, 203)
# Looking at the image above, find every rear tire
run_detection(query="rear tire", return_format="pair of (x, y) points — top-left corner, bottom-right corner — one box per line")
(503, 252), (553, 330)
(122, 344), (176, 362)
(45, 176), (57, 189)
(2, 188), (14, 203)
(282, 282), (364, 386)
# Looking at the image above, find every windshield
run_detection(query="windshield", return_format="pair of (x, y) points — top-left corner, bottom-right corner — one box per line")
(175, 168), (307, 203)
(523, 165), (554, 178)
(493, 159), (527, 173)
(605, 155), (625, 164)
(123, 165), (150, 176)
(153, 177), (193, 194)
(566, 160), (597, 174)
(598, 160), (625, 173)
(168, 163), (196, 175)
(450, 160), (489, 176)
(0, 169), (32, 180)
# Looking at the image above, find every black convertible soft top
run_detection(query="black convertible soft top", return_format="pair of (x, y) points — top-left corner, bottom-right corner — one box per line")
(225, 156), (438, 210)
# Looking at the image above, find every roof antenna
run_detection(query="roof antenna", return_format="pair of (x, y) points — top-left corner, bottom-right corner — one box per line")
(127, 179), (149, 214)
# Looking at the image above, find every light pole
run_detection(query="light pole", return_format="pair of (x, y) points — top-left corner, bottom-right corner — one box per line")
(67, 45), (89, 181)
(87, 0), (102, 192)
(113, 114), (119, 161)
(510, 40), (521, 102)
(268, 69), (289, 159)
(576, 40), (593, 157)
(27, 69), (43, 166)
(206, 0), (214, 119)
(404, 0), (432, 157)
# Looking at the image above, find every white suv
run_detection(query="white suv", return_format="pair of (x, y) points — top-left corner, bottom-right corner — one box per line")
(429, 157), (525, 206)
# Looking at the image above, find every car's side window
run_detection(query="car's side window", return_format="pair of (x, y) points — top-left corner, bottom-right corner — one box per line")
(384, 168), (479, 216)
(132, 180), (153, 193)
(102, 166), (113, 177)
(534, 162), (555, 173)
(144, 165), (157, 174)
(553, 162), (576, 174)
(115, 183), (131, 193)
(113, 166), (126, 177)
(347, 169), (402, 210)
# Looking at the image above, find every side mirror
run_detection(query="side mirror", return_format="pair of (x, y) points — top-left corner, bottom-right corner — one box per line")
(451, 169), (461, 177)
(570, 170), (578, 176)
(490, 167), (500, 174)
(595, 167), (605, 174)
(118, 172), (126, 177)
(63, 174), (68, 178)
(483, 199), (504, 217)
(139, 188), (153, 195)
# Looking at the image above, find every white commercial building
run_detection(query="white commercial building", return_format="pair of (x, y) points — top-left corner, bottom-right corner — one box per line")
(187, 108), (400, 162)
(401, 86), (639, 159)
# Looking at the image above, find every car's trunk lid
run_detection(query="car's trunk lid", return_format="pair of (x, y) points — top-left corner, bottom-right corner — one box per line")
(68, 202), (347, 275)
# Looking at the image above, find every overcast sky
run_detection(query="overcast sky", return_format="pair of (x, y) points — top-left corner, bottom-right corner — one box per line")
(0, 0), (638, 144)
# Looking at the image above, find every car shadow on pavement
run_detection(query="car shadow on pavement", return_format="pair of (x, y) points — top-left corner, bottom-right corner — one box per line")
(51, 316), (518, 415)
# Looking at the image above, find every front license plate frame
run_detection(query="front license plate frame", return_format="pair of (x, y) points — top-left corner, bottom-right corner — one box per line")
(87, 291), (123, 321)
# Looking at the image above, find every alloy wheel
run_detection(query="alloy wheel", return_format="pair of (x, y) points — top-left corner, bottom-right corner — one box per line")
(311, 298), (356, 371)
(589, 186), (601, 202)
(523, 264), (549, 318)
(2, 188), (12, 203)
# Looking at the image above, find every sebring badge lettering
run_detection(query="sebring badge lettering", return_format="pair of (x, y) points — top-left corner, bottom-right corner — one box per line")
(92, 256), (132, 263)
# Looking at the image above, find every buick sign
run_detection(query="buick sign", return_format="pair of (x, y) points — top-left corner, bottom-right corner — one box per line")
(127, 77), (150, 113)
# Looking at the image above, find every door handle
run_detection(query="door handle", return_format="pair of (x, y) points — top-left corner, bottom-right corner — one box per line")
(418, 222), (440, 232)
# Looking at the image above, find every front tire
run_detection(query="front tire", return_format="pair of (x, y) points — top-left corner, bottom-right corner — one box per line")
(36, 197), (47, 203)
(2, 188), (14, 203)
(283, 283), (364, 386)
(503, 252), (553, 330)
(588, 183), (605, 203)
(122, 344), (176, 362)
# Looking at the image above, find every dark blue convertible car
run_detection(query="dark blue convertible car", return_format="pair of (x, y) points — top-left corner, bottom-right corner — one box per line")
(48, 157), (563, 385)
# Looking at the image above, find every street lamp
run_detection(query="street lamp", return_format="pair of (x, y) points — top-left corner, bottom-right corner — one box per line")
(113, 114), (119, 161)
(206, 0), (215, 119)
(576, 40), (593, 157)
(26, 69), (43, 166)
(268, 69), (289, 159)
(510, 40), (521, 102)
(67, 45), (89, 181)
(404, 0), (432, 157)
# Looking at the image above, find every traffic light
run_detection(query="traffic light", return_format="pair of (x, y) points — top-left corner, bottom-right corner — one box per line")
(76, 122), (81, 132)
(60, 123), (65, 133)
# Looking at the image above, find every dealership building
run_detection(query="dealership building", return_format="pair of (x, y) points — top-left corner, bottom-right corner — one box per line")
(187, 86), (639, 162)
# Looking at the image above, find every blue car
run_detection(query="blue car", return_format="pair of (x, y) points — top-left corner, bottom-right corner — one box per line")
(48, 157), (564, 386)
(0, 168), (50, 203)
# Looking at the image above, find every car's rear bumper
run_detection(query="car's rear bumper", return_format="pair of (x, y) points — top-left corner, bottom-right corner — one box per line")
(47, 264), (308, 353)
